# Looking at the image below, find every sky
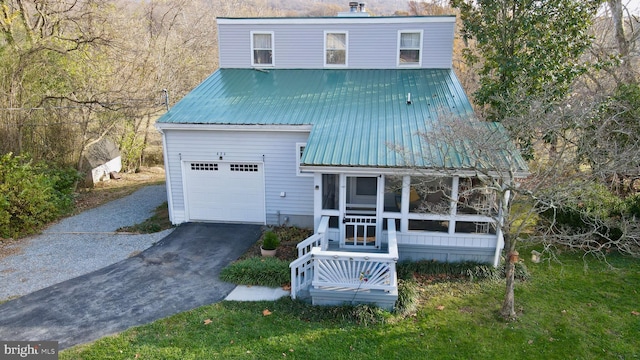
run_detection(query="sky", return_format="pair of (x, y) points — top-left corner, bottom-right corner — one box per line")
(617, 0), (640, 14)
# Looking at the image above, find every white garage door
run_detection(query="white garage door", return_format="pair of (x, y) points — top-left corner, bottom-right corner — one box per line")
(185, 161), (265, 223)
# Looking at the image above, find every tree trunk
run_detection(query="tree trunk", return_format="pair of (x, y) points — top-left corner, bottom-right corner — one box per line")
(500, 234), (517, 319)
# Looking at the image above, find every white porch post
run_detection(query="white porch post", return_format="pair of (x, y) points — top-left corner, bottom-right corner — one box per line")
(400, 175), (410, 232)
(313, 173), (323, 231)
(449, 176), (460, 235)
(376, 175), (385, 238)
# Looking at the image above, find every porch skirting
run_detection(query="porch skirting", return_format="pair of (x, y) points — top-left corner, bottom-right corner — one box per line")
(397, 243), (496, 264)
(309, 286), (398, 311)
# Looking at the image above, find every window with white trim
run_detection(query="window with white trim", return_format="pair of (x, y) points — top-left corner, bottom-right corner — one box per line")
(325, 31), (347, 67)
(296, 143), (312, 177)
(251, 31), (274, 66)
(398, 31), (422, 67)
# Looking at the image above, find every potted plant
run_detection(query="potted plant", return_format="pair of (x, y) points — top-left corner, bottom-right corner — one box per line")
(260, 230), (280, 257)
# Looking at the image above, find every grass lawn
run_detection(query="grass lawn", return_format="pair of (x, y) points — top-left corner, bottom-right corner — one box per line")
(60, 250), (640, 359)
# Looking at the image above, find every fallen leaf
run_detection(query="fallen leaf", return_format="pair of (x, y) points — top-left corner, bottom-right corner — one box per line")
(282, 284), (292, 291)
(203, 319), (213, 325)
(436, 305), (445, 311)
(289, 349), (294, 352)
(135, 354), (140, 359)
(631, 311), (640, 316)
(561, 310), (567, 314)
(263, 309), (272, 316)
(528, 340), (534, 345)
(549, 337), (555, 342)
(230, 340), (234, 344)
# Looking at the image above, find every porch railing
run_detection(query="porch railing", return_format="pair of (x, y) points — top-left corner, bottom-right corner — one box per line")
(290, 219), (398, 299)
(290, 216), (330, 299)
(297, 216), (329, 257)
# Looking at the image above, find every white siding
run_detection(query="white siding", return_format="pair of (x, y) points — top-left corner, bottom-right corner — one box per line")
(218, 20), (454, 69)
(162, 128), (313, 226)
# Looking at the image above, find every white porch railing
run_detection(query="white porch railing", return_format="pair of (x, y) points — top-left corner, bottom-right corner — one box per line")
(297, 216), (329, 257)
(290, 216), (330, 299)
(290, 218), (399, 299)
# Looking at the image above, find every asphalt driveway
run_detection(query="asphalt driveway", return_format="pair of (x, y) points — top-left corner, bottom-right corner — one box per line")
(0, 222), (261, 349)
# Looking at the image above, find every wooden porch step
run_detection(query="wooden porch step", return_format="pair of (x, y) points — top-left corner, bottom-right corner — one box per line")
(309, 286), (398, 311)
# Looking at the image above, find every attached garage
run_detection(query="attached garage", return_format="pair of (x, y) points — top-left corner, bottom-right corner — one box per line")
(184, 161), (265, 224)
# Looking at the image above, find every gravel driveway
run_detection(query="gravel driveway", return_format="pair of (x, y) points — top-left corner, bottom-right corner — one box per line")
(0, 185), (172, 301)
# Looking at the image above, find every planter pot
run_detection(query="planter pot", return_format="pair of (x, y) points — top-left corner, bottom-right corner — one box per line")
(261, 246), (277, 257)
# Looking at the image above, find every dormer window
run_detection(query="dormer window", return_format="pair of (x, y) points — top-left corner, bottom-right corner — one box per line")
(325, 31), (347, 67)
(252, 31), (274, 66)
(398, 31), (422, 67)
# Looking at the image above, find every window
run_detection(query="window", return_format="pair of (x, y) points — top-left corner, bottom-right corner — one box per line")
(325, 31), (347, 66)
(398, 31), (422, 66)
(296, 143), (312, 176)
(230, 164), (259, 172)
(190, 162), (218, 171)
(251, 32), (273, 66)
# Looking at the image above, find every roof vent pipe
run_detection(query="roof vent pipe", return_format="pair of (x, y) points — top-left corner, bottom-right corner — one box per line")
(359, 2), (366, 12)
(349, 1), (359, 12)
(407, 92), (412, 105)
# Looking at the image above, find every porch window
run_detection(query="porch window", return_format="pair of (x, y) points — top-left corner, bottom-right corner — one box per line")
(409, 177), (452, 214)
(398, 31), (422, 66)
(322, 174), (339, 210)
(325, 31), (347, 66)
(251, 32), (273, 66)
(409, 219), (449, 233)
(455, 221), (496, 235)
(383, 176), (403, 212)
(457, 178), (497, 215)
(346, 177), (377, 214)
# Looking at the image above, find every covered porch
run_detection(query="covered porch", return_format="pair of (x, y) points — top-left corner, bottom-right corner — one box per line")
(289, 172), (505, 309)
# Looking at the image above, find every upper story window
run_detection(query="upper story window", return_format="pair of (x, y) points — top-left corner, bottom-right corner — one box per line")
(325, 31), (347, 67)
(251, 31), (274, 66)
(398, 30), (423, 67)
(296, 142), (312, 176)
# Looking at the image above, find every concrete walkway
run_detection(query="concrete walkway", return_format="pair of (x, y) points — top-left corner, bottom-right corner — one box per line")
(0, 223), (261, 349)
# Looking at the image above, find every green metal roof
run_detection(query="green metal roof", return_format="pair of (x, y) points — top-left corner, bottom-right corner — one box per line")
(158, 68), (528, 173)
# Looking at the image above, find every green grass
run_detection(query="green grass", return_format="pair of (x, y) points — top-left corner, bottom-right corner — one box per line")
(117, 202), (172, 233)
(61, 252), (640, 359)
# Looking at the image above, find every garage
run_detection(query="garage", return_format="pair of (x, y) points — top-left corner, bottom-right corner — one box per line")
(184, 161), (265, 223)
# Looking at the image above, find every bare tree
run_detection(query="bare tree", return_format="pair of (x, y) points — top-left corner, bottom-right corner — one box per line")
(394, 90), (640, 318)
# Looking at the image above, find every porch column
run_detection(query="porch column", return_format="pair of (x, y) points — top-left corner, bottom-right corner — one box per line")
(448, 176), (459, 234)
(313, 173), (323, 230)
(400, 175), (410, 232)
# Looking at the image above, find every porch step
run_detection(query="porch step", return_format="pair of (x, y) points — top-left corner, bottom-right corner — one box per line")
(309, 286), (398, 311)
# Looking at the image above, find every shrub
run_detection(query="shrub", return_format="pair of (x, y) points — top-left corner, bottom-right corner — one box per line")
(261, 230), (280, 250)
(538, 181), (625, 241)
(395, 278), (419, 315)
(0, 153), (80, 238)
(219, 257), (290, 287)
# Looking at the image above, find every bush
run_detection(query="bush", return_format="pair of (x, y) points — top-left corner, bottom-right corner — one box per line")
(538, 181), (625, 241)
(219, 257), (290, 287)
(395, 278), (419, 315)
(397, 260), (503, 281)
(261, 230), (280, 250)
(0, 153), (81, 238)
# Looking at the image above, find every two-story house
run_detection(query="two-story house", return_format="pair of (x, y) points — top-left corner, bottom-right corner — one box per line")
(156, 11), (528, 309)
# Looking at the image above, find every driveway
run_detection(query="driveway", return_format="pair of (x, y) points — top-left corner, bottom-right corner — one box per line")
(0, 222), (261, 349)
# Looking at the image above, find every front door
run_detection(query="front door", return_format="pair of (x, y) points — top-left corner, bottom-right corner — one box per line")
(340, 176), (381, 249)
